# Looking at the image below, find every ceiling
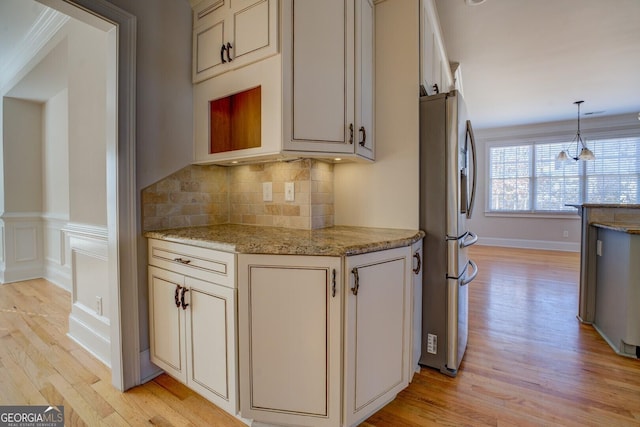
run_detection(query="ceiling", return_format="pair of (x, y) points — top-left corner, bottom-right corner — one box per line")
(435, 0), (640, 129)
(3, 0), (640, 130)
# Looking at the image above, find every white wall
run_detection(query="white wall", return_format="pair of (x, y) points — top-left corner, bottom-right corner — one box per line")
(334, 0), (420, 230)
(101, 0), (194, 370)
(67, 19), (108, 226)
(470, 113), (640, 251)
(43, 88), (69, 216)
(2, 97), (43, 214)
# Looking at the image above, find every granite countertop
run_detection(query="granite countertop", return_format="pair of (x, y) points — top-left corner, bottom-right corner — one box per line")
(590, 221), (640, 235)
(144, 224), (425, 256)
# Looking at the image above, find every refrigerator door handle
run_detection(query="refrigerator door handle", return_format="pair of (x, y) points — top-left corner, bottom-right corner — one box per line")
(460, 231), (478, 248)
(460, 259), (478, 286)
(466, 120), (477, 219)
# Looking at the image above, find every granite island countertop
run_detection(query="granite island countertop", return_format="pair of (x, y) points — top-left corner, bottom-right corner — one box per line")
(590, 221), (640, 235)
(144, 224), (425, 256)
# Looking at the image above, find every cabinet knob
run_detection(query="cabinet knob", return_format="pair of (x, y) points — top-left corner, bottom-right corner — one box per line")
(221, 44), (227, 64)
(358, 126), (366, 147)
(413, 252), (422, 274)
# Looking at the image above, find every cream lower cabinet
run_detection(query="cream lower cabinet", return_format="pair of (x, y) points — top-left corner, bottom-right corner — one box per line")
(344, 246), (412, 426)
(238, 246), (413, 427)
(238, 255), (342, 427)
(148, 239), (238, 416)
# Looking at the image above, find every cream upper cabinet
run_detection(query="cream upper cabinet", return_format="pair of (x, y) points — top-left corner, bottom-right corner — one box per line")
(193, 0), (376, 164)
(344, 246), (412, 426)
(192, 0), (279, 83)
(147, 239), (238, 416)
(238, 254), (342, 427)
(420, 0), (454, 96)
(282, 0), (375, 160)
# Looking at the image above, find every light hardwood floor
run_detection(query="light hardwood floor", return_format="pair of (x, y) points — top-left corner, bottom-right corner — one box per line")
(1, 246), (639, 426)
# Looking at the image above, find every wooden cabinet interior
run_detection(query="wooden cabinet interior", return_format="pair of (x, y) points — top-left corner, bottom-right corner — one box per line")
(209, 86), (261, 154)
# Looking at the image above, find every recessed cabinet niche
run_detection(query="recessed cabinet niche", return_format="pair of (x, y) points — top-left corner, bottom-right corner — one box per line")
(209, 86), (261, 154)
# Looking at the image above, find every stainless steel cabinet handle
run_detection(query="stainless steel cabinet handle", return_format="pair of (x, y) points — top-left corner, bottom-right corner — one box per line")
(413, 252), (422, 274)
(351, 268), (359, 296)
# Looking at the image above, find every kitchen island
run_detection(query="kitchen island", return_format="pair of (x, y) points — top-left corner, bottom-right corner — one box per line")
(571, 204), (640, 358)
(145, 224), (424, 427)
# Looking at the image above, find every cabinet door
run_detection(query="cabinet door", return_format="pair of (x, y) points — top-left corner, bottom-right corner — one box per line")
(282, 0), (355, 154)
(238, 255), (341, 427)
(193, 0), (278, 83)
(354, 0), (375, 160)
(184, 276), (238, 415)
(148, 266), (187, 383)
(411, 239), (424, 381)
(193, 0), (229, 82)
(344, 247), (411, 426)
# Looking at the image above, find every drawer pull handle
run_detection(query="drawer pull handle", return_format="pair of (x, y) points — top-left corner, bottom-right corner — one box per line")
(413, 252), (422, 274)
(359, 126), (366, 147)
(180, 287), (190, 310)
(351, 268), (359, 296)
(332, 269), (337, 298)
(174, 257), (191, 265)
(174, 285), (182, 308)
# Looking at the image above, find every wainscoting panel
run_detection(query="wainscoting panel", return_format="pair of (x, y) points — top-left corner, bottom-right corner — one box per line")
(0, 214), (44, 283)
(43, 216), (71, 290)
(65, 222), (111, 367)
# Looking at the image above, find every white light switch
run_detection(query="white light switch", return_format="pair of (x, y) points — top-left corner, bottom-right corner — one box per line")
(263, 182), (273, 202)
(285, 182), (295, 201)
(596, 240), (603, 256)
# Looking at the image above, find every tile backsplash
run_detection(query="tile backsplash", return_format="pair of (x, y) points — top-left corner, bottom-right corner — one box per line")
(142, 159), (334, 231)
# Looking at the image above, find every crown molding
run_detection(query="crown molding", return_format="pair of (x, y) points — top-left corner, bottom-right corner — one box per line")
(0, 7), (69, 92)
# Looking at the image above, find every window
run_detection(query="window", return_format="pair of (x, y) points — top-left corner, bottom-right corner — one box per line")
(488, 137), (640, 213)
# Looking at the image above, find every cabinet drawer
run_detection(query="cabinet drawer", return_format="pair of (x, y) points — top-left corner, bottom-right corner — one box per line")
(148, 239), (236, 287)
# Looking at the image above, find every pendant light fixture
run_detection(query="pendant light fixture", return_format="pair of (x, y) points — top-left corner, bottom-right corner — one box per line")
(557, 101), (596, 161)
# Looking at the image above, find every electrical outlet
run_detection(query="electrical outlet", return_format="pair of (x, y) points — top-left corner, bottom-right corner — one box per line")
(563, 230), (569, 238)
(262, 182), (273, 202)
(96, 296), (103, 316)
(285, 182), (295, 201)
(427, 334), (437, 354)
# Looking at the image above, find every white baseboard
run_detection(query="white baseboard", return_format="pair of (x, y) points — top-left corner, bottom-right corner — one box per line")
(68, 302), (111, 367)
(139, 349), (162, 383)
(1, 265), (45, 284)
(478, 237), (580, 252)
(44, 261), (72, 291)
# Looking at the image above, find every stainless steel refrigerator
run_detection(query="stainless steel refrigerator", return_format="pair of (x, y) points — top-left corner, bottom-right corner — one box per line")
(419, 90), (479, 377)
